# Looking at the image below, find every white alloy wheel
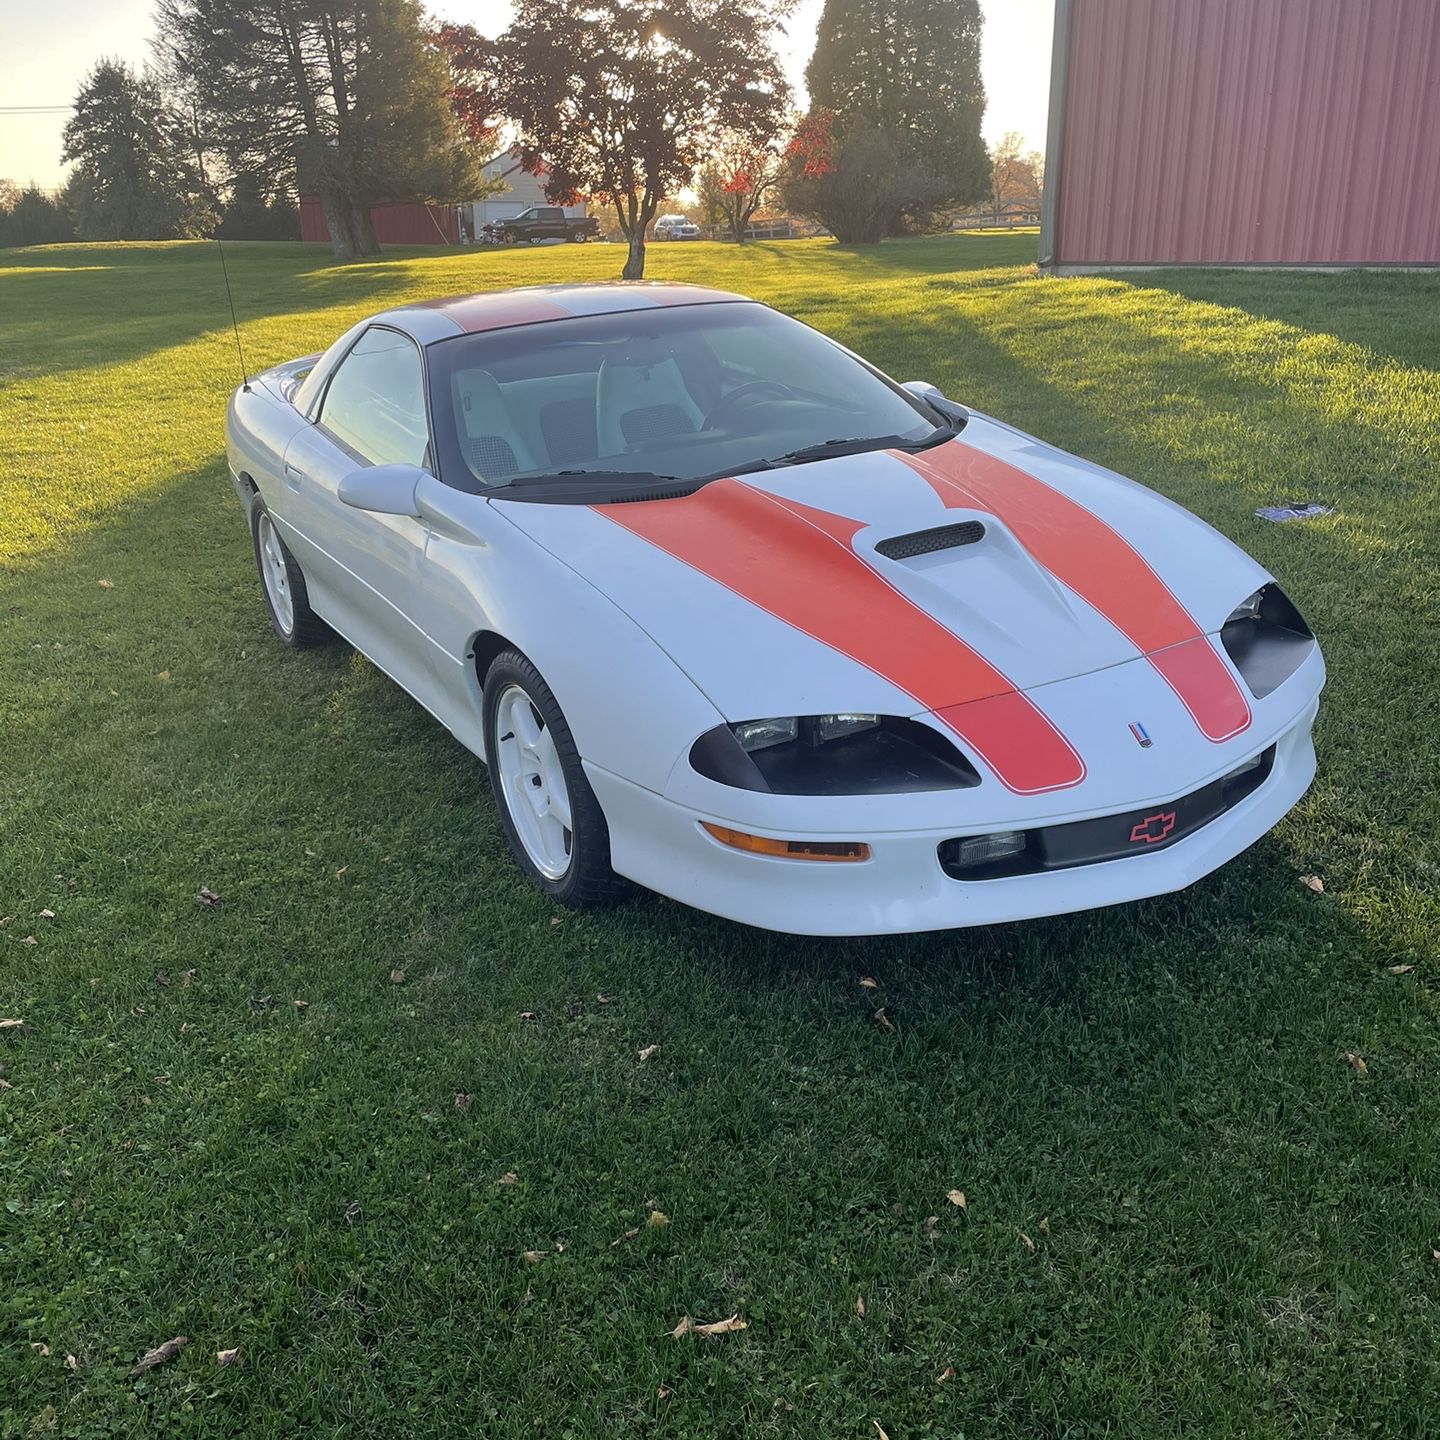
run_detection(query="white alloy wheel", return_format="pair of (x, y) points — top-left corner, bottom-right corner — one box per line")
(494, 683), (574, 879)
(256, 510), (294, 635)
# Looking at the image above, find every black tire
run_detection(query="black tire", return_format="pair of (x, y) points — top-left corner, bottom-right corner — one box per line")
(483, 650), (628, 908)
(570, 230), (587, 243)
(249, 495), (329, 648)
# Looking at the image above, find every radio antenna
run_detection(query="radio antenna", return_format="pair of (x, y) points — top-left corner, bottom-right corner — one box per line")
(216, 235), (250, 392)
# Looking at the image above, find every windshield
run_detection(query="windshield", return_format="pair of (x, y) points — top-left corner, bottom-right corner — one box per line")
(425, 300), (947, 498)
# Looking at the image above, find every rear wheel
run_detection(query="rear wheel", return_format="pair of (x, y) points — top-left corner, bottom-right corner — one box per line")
(483, 651), (627, 907)
(250, 498), (328, 647)
(570, 230), (587, 243)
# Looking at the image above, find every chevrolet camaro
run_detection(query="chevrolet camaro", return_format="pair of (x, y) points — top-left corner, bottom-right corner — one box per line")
(225, 283), (1323, 935)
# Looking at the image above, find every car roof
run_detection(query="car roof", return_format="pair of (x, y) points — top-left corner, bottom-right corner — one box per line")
(376, 282), (750, 344)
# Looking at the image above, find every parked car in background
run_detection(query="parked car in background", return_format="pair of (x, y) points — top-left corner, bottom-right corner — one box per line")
(654, 214), (701, 240)
(499, 207), (599, 244)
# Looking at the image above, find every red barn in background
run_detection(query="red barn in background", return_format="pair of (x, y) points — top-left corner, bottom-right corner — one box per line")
(299, 197), (461, 246)
(1041, 0), (1440, 270)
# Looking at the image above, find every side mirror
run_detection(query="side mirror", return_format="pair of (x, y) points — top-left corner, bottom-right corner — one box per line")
(902, 380), (970, 430)
(337, 463), (425, 517)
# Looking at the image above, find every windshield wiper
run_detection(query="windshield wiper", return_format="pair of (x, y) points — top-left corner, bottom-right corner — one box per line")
(734, 426), (957, 476)
(501, 468), (684, 488)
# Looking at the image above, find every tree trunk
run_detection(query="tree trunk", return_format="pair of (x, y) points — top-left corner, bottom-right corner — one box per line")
(622, 231), (646, 279)
(317, 185), (357, 260)
(350, 198), (381, 257)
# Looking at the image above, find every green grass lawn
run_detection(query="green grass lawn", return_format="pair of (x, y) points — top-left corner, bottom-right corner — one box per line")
(3, 233), (1439, 1437)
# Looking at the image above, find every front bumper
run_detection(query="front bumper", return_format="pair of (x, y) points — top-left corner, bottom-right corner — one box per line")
(587, 696), (1319, 937)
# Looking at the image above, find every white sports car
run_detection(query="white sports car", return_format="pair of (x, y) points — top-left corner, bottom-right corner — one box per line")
(225, 283), (1323, 935)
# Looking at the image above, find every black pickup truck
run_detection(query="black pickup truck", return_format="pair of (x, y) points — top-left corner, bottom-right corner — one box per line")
(498, 207), (600, 244)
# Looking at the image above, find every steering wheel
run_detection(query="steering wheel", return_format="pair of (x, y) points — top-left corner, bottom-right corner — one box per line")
(703, 380), (799, 430)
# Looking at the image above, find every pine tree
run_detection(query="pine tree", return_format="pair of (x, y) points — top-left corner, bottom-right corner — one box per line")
(804, 0), (988, 234)
(61, 60), (214, 241)
(153, 0), (482, 259)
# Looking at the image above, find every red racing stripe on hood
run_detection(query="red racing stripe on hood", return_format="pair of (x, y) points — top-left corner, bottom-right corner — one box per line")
(899, 443), (1252, 743)
(594, 477), (1085, 795)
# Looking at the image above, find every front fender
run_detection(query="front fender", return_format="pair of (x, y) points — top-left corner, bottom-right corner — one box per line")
(417, 481), (725, 795)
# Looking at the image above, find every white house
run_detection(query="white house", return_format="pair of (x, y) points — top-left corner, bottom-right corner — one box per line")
(468, 150), (588, 234)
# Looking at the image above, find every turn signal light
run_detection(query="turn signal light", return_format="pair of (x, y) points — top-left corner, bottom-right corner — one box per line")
(700, 823), (870, 862)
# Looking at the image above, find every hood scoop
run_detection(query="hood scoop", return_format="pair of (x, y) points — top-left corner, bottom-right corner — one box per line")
(874, 519), (986, 561)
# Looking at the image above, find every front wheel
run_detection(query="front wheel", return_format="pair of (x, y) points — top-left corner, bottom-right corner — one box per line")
(250, 498), (328, 648)
(483, 651), (627, 907)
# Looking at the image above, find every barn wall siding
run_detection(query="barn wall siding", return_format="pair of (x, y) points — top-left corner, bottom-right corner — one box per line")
(1046, 0), (1440, 267)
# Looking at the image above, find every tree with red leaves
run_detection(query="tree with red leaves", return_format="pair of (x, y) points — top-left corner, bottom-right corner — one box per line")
(493, 0), (790, 278)
(699, 132), (786, 243)
(431, 22), (502, 152)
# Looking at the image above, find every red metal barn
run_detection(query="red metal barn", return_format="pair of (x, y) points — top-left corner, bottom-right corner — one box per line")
(299, 198), (461, 246)
(1040, 0), (1440, 270)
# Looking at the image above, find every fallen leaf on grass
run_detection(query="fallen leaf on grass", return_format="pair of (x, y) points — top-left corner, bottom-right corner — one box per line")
(30, 1342), (50, 1356)
(292, 999), (308, 1010)
(873, 1422), (890, 1440)
(517, 1011), (537, 1022)
(334, 867), (347, 880)
(343, 1200), (361, 1224)
(65, 1354), (77, 1372)
(128, 1335), (187, 1378)
(1343, 1051), (1368, 1074)
(453, 1093), (472, 1108)
(656, 1385), (672, 1399)
(179, 969), (196, 987)
(0, 915), (10, 928)
(130, 1005), (146, 1017)
(1431, 1249), (1440, 1264)
(858, 976), (878, 990)
(638, 1044), (659, 1063)
(549, 915), (563, 927)
(946, 1189), (967, 1209)
(18, 936), (37, 946)
(1018, 1230), (1037, 1255)
(97, 578), (113, 589)
(0, 1078), (13, 1090)
(922, 1215), (940, 1240)
(1300, 874), (1325, 893)
(389, 970), (405, 985)
(215, 1346), (243, 1368)
(690, 1314), (747, 1338)
(648, 1209), (669, 1228)
(154, 971), (171, 988)
(38, 908), (54, 921)
(522, 1250), (549, 1264)
(1037, 1216), (1050, 1236)
(195, 887), (220, 908)
(0, 1019), (26, 1029)
(873, 1007), (895, 1034)
(611, 1227), (640, 1247)
(1387, 964), (1415, 976)
(596, 993), (612, 1005)
(497, 1171), (518, 1186)
(855, 1295), (865, 1318)
(935, 1364), (955, 1384)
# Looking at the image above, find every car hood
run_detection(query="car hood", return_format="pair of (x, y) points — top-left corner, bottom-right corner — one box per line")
(495, 415), (1268, 787)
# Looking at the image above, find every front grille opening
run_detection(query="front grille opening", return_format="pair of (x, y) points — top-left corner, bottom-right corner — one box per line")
(875, 520), (985, 561)
(938, 745), (1277, 880)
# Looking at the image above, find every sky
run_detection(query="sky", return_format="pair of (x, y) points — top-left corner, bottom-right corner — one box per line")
(0, 0), (1055, 190)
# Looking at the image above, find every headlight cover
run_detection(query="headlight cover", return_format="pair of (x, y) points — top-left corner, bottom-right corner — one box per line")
(1220, 584), (1314, 699)
(690, 715), (981, 795)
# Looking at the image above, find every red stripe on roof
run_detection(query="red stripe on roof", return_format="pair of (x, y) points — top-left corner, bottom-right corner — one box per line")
(899, 443), (1252, 742)
(409, 292), (573, 333)
(594, 478), (1085, 795)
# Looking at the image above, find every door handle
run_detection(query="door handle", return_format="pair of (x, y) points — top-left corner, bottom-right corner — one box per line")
(283, 461), (305, 490)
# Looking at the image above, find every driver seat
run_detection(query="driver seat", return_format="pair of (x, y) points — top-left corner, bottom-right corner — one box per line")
(595, 345), (705, 456)
(454, 368), (537, 482)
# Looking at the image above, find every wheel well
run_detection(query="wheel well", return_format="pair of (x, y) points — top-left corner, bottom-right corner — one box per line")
(237, 472), (258, 497)
(471, 630), (520, 686)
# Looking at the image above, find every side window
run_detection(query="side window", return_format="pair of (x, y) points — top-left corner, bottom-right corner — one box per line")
(318, 327), (429, 468)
